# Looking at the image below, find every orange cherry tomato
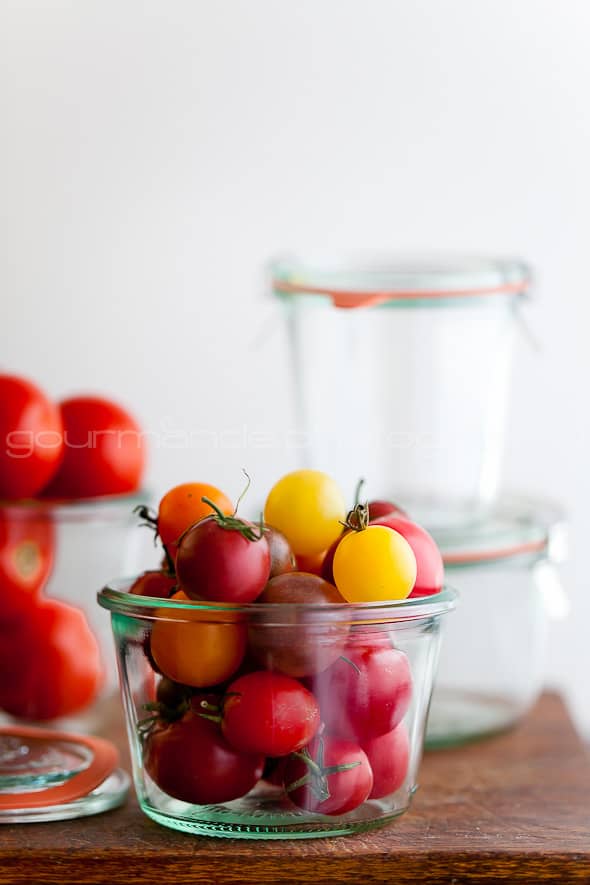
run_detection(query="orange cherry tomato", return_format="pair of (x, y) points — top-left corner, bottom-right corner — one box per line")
(157, 483), (233, 553)
(295, 550), (327, 577)
(149, 590), (246, 688)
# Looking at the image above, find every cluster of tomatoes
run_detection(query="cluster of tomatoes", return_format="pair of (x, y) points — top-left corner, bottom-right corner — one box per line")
(0, 372), (146, 721)
(132, 469), (443, 815)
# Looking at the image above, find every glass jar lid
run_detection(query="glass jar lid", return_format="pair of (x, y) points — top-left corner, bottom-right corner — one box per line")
(426, 496), (567, 567)
(0, 725), (128, 822)
(271, 253), (531, 308)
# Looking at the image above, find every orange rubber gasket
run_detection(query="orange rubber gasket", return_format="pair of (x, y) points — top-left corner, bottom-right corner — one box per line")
(274, 278), (529, 308)
(442, 538), (547, 566)
(0, 726), (119, 810)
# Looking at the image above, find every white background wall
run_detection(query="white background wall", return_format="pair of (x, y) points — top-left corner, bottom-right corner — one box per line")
(1, 1), (589, 735)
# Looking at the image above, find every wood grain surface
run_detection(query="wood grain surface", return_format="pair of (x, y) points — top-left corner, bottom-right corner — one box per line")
(0, 693), (588, 884)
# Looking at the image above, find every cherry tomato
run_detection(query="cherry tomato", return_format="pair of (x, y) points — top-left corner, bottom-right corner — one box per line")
(42, 395), (146, 499)
(0, 598), (103, 720)
(249, 572), (348, 677)
(310, 640), (412, 741)
(333, 525), (416, 602)
(157, 482), (233, 553)
(284, 735), (373, 815)
(0, 507), (55, 622)
(371, 514), (443, 597)
(176, 515), (270, 604)
(295, 550), (327, 576)
(320, 532), (346, 584)
(368, 499), (407, 521)
(264, 526), (296, 578)
(0, 374), (64, 499)
(362, 723), (410, 799)
(144, 711), (264, 805)
(129, 570), (176, 599)
(150, 590), (247, 687)
(264, 470), (346, 557)
(222, 670), (320, 756)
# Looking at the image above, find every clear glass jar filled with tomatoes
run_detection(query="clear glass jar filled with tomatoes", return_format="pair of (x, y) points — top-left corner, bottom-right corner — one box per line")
(99, 581), (456, 838)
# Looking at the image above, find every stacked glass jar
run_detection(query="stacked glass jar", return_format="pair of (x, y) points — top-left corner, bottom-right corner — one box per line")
(272, 253), (567, 746)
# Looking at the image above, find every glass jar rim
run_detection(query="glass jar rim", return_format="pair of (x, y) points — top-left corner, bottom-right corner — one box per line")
(98, 578), (458, 622)
(0, 491), (147, 525)
(270, 252), (530, 308)
(428, 495), (566, 567)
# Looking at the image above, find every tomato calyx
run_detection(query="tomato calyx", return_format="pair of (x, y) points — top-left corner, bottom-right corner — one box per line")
(284, 736), (361, 802)
(202, 496), (265, 543)
(341, 501), (370, 533)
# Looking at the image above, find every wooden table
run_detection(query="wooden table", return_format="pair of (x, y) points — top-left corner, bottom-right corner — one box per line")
(1, 693), (589, 884)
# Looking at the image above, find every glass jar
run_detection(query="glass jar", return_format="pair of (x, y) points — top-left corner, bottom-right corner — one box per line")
(0, 495), (145, 731)
(425, 497), (567, 748)
(272, 254), (530, 527)
(99, 581), (456, 839)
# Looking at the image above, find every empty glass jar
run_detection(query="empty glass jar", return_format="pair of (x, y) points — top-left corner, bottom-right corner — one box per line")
(272, 254), (530, 526)
(425, 497), (567, 747)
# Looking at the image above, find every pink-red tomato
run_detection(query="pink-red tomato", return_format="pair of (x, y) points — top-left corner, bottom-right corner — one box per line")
(284, 735), (373, 815)
(0, 507), (55, 622)
(0, 598), (103, 720)
(157, 483), (234, 554)
(43, 395), (146, 499)
(144, 712), (264, 804)
(362, 723), (410, 799)
(371, 514), (443, 597)
(221, 670), (320, 757)
(249, 572), (348, 677)
(176, 516), (270, 604)
(0, 374), (63, 499)
(368, 499), (407, 521)
(129, 570), (176, 599)
(310, 640), (412, 741)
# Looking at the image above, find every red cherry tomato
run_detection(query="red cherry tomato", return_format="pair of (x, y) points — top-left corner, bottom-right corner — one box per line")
(249, 572), (348, 677)
(310, 640), (412, 741)
(0, 598), (103, 720)
(284, 735), (373, 815)
(371, 514), (443, 597)
(129, 570), (176, 599)
(176, 516), (270, 604)
(0, 507), (55, 622)
(144, 712), (264, 805)
(320, 531), (346, 584)
(221, 671), (320, 757)
(0, 374), (63, 499)
(43, 395), (146, 499)
(361, 723), (410, 799)
(264, 526), (296, 578)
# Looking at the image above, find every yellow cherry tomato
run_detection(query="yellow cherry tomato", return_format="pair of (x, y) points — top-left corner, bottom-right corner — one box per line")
(332, 525), (417, 602)
(264, 470), (346, 557)
(150, 591), (246, 687)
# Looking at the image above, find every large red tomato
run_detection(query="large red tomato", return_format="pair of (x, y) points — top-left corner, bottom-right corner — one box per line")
(0, 375), (63, 499)
(0, 598), (103, 720)
(0, 507), (55, 622)
(43, 396), (146, 499)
